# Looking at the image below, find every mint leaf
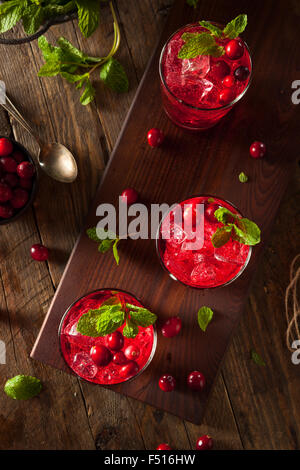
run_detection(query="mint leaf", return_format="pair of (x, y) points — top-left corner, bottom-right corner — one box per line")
(100, 57), (129, 93)
(77, 309), (103, 337)
(80, 78), (96, 105)
(4, 375), (42, 400)
(214, 207), (240, 225)
(178, 32), (224, 59)
(123, 317), (139, 339)
(98, 238), (114, 253)
(129, 308), (157, 327)
(0, 0), (27, 34)
(211, 225), (232, 248)
(86, 227), (100, 242)
(197, 307), (214, 332)
(76, 0), (100, 38)
(43, 2), (76, 19)
(251, 350), (266, 366)
(113, 239), (120, 265)
(232, 218), (261, 246)
(22, 4), (44, 35)
(86, 226), (121, 264)
(199, 20), (223, 38)
(223, 14), (248, 39)
(186, 0), (199, 8)
(239, 172), (248, 183)
(96, 309), (125, 336)
(38, 62), (61, 77)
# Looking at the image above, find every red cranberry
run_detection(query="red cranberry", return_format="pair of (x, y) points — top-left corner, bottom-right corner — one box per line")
(112, 351), (128, 365)
(10, 188), (28, 209)
(204, 203), (219, 223)
(250, 141), (266, 159)
(0, 203), (14, 219)
(106, 331), (124, 351)
(0, 183), (13, 202)
(90, 345), (111, 366)
(187, 371), (206, 391)
(12, 150), (25, 163)
(2, 173), (19, 188)
(156, 444), (172, 450)
(0, 157), (17, 173)
(225, 39), (244, 60)
(17, 161), (35, 179)
(121, 188), (139, 205)
(161, 316), (182, 338)
(147, 128), (164, 147)
(120, 361), (139, 378)
(159, 374), (176, 392)
(196, 435), (213, 450)
(0, 138), (13, 157)
(223, 75), (235, 88)
(211, 60), (230, 80)
(219, 88), (235, 105)
(234, 65), (250, 82)
(30, 244), (49, 262)
(19, 178), (33, 190)
(124, 344), (140, 361)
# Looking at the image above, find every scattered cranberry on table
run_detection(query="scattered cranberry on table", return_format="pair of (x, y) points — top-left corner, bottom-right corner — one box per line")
(250, 141), (266, 159)
(90, 345), (112, 367)
(219, 88), (235, 105)
(161, 316), (182, 338)
(187, 371), (206, 392)
(0, 137), (13, 157)
(17, 161), (35, 179)
(156, 444), (172, 450)
(120, 360), (139, 378)
(124, 344), (140, 360)
(121, 188), (139, 205)
(222, 75), (235, 88)
(225, 39), (244, 60)
(196, 435), (213, 451)
(147, 128), (164, 148)
(30, 244), (49, 262)
(159, 374), (176, 392)
(234, 65), (250, 82)
(106, 331), (124, 351)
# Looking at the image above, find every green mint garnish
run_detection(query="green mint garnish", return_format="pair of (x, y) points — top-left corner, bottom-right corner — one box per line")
(76, 299), (157, 339)
(186, 0), (199, 8)
(239, 172), (248, 183)
(4, 375), (42, 400)
(197, 307), (214, 332)
(99, 57), (129, 93)
(211, 207), (261, 248)
(251, 350), (266, 366)
(87, 227), (120, 265)
(76, 0), (100, 38)
(178, 14), (248, 59)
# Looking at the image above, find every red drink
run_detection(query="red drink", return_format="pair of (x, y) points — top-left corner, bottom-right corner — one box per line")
(59, 289), (156, 384)
(159, 23), (252, 130)
(157, 196), (251, 288)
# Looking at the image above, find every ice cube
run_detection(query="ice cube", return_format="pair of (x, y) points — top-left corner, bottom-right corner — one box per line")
(190, 261), (217, 284)
(181, 55), (210, 78)
(72, 352), (98, 379)
(214, 242), (249, 265)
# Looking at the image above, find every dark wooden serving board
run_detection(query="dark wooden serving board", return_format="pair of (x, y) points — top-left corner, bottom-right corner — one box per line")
(31, 0), (299, 424)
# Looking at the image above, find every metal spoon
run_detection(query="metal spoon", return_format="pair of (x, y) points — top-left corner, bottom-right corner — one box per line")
(1, 95), (78, 183)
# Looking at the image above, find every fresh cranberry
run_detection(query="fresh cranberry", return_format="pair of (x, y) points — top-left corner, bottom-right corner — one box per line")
(156, 444), (172, 450)
(225, 39), (244, 60)
(219, 88), (235, 105)
(161, 316), (182, 338)
(2, 173), (19, 188)
(147, 128), (164, 147)
(19, 178), (33, 190)
(17, 161), (35, 179)
(0, 203), (14, 219)
(0, 157), (17, 173)
(204, 203), (219, 223)
(0, 182), (13, 202)
(120, 361), (139, 378)
(121, 188), (139, 205)
(234, 65), (250, 82)
(250, 141), (266, 159)
(0, 138), (13, 157)
(10, 188), (28, 208)
(159, 375), (176, 392)
(106, 331), (124, 351)
(196, 435), (213, 450)
(211, 60), (230, 80)
(30, 244), (49, 261)
(90, 345), (111, 366)
(12, 150), (25, 163)
(223, 75), (235, 88)
(124, 344), (140, 360)
(187, 371), (206, 391)
(112, 351), (128, 365)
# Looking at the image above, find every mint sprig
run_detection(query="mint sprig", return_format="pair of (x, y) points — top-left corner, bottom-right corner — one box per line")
(4, 375), (42, 400)
(76, 298), (157, 339)
(198, 306), (214, 332)
(86, 227), (121, 265)
(211, 207), (261, 248)
(178, 14), (247, 59)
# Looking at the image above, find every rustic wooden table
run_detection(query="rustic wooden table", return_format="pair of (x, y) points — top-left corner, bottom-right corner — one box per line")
(0, 0), (299, 450)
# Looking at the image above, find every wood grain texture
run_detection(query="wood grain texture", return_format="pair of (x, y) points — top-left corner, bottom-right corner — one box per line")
(31, 0), (300, 426)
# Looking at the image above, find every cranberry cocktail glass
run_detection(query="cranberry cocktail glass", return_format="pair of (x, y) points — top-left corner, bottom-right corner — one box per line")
(59, 289), (157, 385)
(159, 23), (252, 130)
(156, 196), (252, 289)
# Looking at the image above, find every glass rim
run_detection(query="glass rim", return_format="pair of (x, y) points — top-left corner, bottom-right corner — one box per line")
(155, 194), (252, 290)
(58, 287), (157, 386)
(159, 22), (253, 112)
